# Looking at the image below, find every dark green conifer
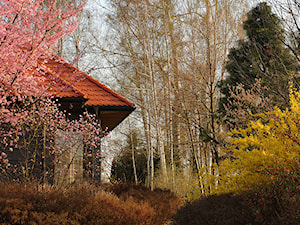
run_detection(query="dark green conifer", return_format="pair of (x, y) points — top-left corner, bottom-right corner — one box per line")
(218, 2), (299, 126)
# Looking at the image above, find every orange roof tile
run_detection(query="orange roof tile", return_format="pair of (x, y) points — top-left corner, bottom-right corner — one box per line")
(36, 66), (86, 99)
(39, 55), (135, 108)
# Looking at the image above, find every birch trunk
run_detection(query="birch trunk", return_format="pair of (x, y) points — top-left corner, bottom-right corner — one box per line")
(143, 1), (168, 183)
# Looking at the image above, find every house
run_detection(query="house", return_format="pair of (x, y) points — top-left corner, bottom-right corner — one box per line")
(41, 54), (135, 184)
(4, 54), (135, 185)
(38, 54), (135, 131)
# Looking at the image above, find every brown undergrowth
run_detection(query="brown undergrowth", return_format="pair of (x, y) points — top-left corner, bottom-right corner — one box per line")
(0, 182), (182, 225)
(171, 187), (300, 225)
(2, 181), (298, 225)
(109, 183), (183, 224)
(171, 192), (256, 225)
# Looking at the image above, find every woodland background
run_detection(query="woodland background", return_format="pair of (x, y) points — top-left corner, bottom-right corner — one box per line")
(85, 0), (300, 195)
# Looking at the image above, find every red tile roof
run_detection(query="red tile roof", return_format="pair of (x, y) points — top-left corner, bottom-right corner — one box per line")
(39, 54), (135, 108)
(36, 66), (86, 98)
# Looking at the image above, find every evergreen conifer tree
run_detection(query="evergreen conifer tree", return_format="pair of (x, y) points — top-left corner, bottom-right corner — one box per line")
(218, 2), (299, 127)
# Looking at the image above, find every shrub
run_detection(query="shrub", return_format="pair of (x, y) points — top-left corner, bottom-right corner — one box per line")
(171, 192), (256, 225)
(216, 89), (300, 194)
(247, 160), (300, 224)
(79, 189), (156, 225)
(109, 183), (183, 225)
(210, 89), (300, 223)
(0, 182), (165, 225)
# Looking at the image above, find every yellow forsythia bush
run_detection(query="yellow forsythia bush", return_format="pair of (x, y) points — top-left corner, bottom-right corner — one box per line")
(217, 89), (300, 194)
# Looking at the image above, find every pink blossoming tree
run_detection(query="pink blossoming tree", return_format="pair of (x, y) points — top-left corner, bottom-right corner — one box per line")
(0, 0), (105, 184)
(0, 0), (83, 96)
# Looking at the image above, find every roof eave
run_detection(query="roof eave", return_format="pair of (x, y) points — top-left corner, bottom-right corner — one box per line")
(56, 96), (88, 103)
(87, 105), (136, 112)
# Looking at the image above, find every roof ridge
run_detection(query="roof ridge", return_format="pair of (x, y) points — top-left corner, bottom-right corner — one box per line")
(50, 54), (135, 108)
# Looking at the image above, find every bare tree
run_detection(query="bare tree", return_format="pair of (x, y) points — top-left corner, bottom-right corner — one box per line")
(98, 0), (249, 194)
